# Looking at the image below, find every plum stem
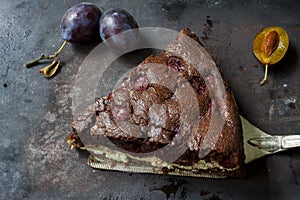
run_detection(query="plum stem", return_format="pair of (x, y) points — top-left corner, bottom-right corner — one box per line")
(260, 64), (269, 86)
(39, 59), (60, 78)
(24, 40), (67, 67)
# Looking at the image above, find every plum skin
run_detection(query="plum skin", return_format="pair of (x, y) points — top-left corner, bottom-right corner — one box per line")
(99, 8), (139, 52)
(60, 2), (102, 43)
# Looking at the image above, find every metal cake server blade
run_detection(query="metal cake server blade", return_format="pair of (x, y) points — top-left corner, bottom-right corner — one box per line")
(242, 116), (300, 163)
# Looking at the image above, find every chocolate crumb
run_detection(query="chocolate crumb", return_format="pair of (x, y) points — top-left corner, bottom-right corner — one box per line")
(3, 82), (8, 88)
(161, 167), (169, 175)
(200, 190), (211, 196)
(238, 65), (245, 71)
(206, 19), (213, 28)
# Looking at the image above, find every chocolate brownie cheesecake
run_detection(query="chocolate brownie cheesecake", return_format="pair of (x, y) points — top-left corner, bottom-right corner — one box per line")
(68, 28), (245, 178)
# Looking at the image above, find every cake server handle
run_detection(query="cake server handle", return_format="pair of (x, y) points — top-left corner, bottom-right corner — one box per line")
(248, 135), (300, 154)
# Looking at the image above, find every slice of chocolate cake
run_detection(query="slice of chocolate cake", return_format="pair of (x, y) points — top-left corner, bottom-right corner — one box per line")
(68, 28), (245, 178)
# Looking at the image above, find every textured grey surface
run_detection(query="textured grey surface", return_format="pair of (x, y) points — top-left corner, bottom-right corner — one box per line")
(0, 0), (300, 199)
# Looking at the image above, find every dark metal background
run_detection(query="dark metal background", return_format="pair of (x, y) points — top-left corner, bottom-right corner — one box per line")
(1, 0), (300, 199)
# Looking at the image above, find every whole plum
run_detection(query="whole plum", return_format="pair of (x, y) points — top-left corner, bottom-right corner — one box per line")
(99, 8), (139, 52)
(60, 2), (102, 43)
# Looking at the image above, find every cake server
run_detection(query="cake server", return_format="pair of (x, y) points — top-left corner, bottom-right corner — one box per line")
(242, 116), (300, 163)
